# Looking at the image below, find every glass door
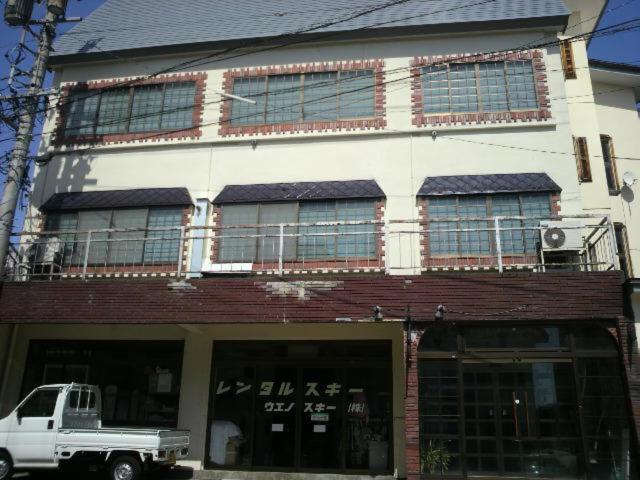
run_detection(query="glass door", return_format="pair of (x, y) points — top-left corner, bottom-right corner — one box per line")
(464, 360), (583, 479)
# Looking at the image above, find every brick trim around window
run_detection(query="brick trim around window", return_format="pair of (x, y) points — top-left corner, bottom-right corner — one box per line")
(410, 50), (551, 127)
(53, 73), (208, 146)
(418, 193), (561, 270)
(219, 60), (386, 137)
(38, 206), (193, 278)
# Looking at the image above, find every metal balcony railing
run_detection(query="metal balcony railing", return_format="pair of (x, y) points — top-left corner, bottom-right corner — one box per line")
(2, 215), (619, 281)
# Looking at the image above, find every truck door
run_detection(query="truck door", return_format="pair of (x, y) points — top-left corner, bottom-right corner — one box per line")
(7, 387), (61, 465)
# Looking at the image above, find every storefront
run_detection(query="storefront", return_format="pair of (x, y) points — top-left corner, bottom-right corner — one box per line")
(207, 341), (393, 474)
(20, 340), (184, 427)
(417, 323), (636, 479)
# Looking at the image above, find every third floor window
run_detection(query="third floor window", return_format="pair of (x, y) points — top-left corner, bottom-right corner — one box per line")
(63, 81), (197, 137)
(229, 70), (376, 126)
(421, 60), (538, 114)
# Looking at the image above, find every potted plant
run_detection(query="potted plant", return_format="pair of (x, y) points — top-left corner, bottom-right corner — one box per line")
(421, 440), (452, 477)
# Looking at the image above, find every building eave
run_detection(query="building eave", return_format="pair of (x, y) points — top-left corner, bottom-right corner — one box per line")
(47, 16), (569, 68)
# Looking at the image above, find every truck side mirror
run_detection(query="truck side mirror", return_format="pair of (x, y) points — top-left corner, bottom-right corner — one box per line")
(16, 408), (23, 423)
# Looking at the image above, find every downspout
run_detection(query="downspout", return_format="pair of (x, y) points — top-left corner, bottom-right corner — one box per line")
(0, 324), (19, 415)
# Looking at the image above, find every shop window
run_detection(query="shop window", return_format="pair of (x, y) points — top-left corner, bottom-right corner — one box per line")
(64, 81), (197, 137)
(219, 199), (376, 262)
(21, 341), (184, 427)
(421, 60), (538, 115)
(44, 207), (183, 266)
(208, 341), (392, 473)
(427, 193), (551, 256)
(230, 70), (375, 126)
(417, 325), (634, 479)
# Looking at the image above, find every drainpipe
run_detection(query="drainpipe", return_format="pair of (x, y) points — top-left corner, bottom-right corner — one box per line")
(0, 324), (19, 415)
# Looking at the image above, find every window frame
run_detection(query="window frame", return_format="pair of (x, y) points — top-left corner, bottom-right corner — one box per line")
(44, 206), (185, 266)
(425, 193), (553, 258)
(560, 39), (577, 80)
(600, 134), (620, 193)
(420, 60), (539, 115)
(58, 75), (206, 144)
(228, 69), (377, 127)
(573, 136), (592, 182)
(218, 199), (379, 263)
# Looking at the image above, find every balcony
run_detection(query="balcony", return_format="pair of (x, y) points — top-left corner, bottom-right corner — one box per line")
(2, 214), (619, 281)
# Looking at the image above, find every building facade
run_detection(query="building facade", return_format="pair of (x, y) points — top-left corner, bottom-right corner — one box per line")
(1, 0), (640, 479)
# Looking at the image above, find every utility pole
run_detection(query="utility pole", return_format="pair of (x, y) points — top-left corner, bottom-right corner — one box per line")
(0, 1), (68, 276)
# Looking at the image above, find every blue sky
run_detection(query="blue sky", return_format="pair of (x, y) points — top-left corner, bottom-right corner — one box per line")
(0, 0), (639, 232)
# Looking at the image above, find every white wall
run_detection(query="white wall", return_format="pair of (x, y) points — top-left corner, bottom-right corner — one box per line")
(594, 81), (640, 274)
(30, 30), (587, 221)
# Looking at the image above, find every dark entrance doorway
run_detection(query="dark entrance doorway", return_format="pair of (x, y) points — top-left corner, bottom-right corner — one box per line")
(418, 324), (634, 479)
(463, 361), (581, 477)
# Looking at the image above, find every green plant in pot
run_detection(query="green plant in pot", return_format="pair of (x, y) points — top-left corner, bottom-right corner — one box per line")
(421, 440), (452, 477)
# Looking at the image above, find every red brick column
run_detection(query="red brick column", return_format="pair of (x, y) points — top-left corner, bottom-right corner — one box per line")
(405, 325), (424, 480)
(616, 316), (640, 465)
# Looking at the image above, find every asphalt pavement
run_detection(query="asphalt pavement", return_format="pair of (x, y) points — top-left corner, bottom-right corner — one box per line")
(11, 467), (196, 480)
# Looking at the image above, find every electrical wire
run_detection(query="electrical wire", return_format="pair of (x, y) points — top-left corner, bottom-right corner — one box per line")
(1, 20), (639, 151)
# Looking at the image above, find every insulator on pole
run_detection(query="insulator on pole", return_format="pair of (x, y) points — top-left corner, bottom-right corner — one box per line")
(4, 0), (35, 26)
(46, 0), (67, 16)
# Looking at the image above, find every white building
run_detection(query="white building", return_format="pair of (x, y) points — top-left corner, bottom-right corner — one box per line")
(1, 0), (639, 478)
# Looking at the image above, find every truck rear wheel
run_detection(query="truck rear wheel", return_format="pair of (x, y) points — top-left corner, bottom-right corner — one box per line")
(109, 455), (142, 480)
(0, 452), (13, 480)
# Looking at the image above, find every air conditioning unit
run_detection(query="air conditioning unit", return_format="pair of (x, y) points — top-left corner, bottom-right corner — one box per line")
(539, 221), (583, 251)
(30, 236), (62, 263)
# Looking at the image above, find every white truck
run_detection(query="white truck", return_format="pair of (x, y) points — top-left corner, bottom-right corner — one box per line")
(0, 384), (190, 480)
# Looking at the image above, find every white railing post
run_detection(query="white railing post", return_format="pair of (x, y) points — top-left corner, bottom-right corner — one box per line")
(82, 230), (92, 280)
(176, 226), (186, 279)
(494, 217), (503, 273)
(606, 215), (620, 271)
(384, 220), (390, 274)
(278, 224), (284, 275)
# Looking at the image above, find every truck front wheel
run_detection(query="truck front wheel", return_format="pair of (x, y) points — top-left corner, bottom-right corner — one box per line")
(0, 452), (13, 480)
(109, 455), (142, 480)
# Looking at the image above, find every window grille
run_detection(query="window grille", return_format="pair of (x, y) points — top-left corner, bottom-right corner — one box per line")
(63, 81), (197, 137)
(421, 60), (538, 114)
(229, 70), (375, 126)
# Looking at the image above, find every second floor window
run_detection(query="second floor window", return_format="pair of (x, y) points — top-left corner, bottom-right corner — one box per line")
(218, 199), (377, 262)
(63, 81), (197, 137)
(229, 70), (375, 126)
(428, 193), (551, 256)
(44, 207), (183, 265)
(421, 60), (538, 114)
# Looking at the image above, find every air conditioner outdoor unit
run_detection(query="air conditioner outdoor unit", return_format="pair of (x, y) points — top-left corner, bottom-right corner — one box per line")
(30, 236), (62, 263)
(539, 221), (583, 251)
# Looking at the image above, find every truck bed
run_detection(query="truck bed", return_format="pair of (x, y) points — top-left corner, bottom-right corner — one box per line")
(56, 427), (190, 450)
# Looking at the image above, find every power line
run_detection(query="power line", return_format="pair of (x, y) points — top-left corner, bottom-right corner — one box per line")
(2, 21), (639, 152)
